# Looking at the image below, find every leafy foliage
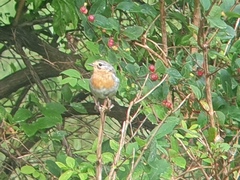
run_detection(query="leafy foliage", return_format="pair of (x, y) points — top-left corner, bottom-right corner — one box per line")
(0, 0), (240, 179)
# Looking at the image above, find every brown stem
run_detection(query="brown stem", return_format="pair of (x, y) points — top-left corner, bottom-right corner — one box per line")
(192, 0), (201, 53)
(96, 103), (107, 180)
(203, 49), (215, 128)
(159, 0), (168, 59)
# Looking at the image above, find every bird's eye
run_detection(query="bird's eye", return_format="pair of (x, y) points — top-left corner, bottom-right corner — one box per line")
(97, 63), (103, 69)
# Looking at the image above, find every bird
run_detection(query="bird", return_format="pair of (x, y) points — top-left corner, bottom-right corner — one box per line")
(89, 60), (120, 111)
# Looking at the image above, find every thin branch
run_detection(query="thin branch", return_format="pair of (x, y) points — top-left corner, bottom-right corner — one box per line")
(96, 104), (108, 180)
(108, 74), (167, 179)
(159, 0), (168, 59)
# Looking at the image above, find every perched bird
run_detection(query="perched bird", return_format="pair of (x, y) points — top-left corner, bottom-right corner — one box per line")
(89, 60), (119, 111)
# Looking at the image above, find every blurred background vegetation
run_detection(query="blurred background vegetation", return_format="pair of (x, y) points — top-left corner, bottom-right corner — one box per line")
(0, 0), (240, 179)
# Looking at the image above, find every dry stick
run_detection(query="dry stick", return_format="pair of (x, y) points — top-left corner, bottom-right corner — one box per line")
(15, 44), (50, 103)
(108, 75), (168, 179)
(126, 93), (190, 179)
(126, 113), (170, 180)
(134, 42), (169, 67)
(176, 138), (210, 180)
(159, 0), (168, 59)
(203, 49), (215, 128)
(96, 105), (107, 180)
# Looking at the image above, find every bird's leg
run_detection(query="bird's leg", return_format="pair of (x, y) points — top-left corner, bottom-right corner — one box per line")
(93, 97), (100, 111)
(106, 98), (114, 111)
(101, 98), (108, 112)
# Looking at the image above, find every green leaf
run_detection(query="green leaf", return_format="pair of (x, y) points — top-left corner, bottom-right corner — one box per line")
(208, 17), (227, 29)
(134, 137), (146, 147)
(108, 17), (120, 32)
(117, 2), (141, 12)
(59, 170), (73, 180)
(85, 41), (100, 55)
(167, 68), (182, 85)
(200, 0), (211, 11)
(215, 111), (225, 125)
(61, 85), (73, 103)
(83, 20), (96, 40)
(32, 170), (40, 178)
(20, 122), (38, 137)
(220, 0), (235, 11)
(78, 79), (90, 91)
(46, 160), (61, 177)
(227, 106), (240, 122)
(190, 85), (201, 100)
(87, 154), (97, 163)
(13, 108), (32, 123)
(122, 26), (144, 40)
(125, 63), (140, 76)
(70, 102), (88, 113)
(197, 111), (208, 127)
(56, 162), (68, 170)
(79, 173), (88, 180)
(170, 136), (179, 153)
(35, 116), (62, 129)
(52, 0), (78, 35)
(61, 77), (78, 87)
(21, 115), (62, 136)
(140, 4), (158, 17)
(219, 69), (233, 97)
(92, 14), (112, 30)
(109, 139), (119, 151)
(102, 152), (114, 164)
(61, 69), (80, 78)
(207, 5), (227, 29)
(155, 117), (180, 139)
(32, 0), (44, 10)
(208, 127), (217, 142)
(172, 156), (186, 169)
(66, 157), (75, 169)
(21, 165), (35, 174)
(89, 0), (107, 14)
(126, 142), (139, 155)
(236, 85), (240, 106)
(169, 149), (186, 168)
(41, 102), (66, 116)
(122, 51), (135, 63)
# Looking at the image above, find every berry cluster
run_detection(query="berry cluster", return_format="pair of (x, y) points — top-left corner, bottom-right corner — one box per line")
(108, 37), (114, 48)
(148, 64), (158, 81)
(162, 100), (172, 109)
(79, 5), (95, 23)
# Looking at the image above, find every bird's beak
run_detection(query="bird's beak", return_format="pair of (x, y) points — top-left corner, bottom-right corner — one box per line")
(88, 63), (94, 67)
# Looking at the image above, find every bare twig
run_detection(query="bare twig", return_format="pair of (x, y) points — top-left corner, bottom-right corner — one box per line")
(159, 0), (168, 59)
(127, 93), (191, 179)
(96, 104), (108, 180)
(108, 74), (168, 179)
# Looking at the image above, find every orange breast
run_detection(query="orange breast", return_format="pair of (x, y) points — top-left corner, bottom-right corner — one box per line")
(90, 71), (116, 90)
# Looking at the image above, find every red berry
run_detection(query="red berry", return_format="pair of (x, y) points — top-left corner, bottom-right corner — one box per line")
(149, 64), (155, 72)
(162, 100), (167, 104)
(165, 102), (172, 109)
(88, 15), (95, 22)
(162, 100), (172, 109)
(150, 73), (158, 81)
(80, 6), (88, 14)
(196, 69), (204, 77)
(108, 37), (114, 48)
